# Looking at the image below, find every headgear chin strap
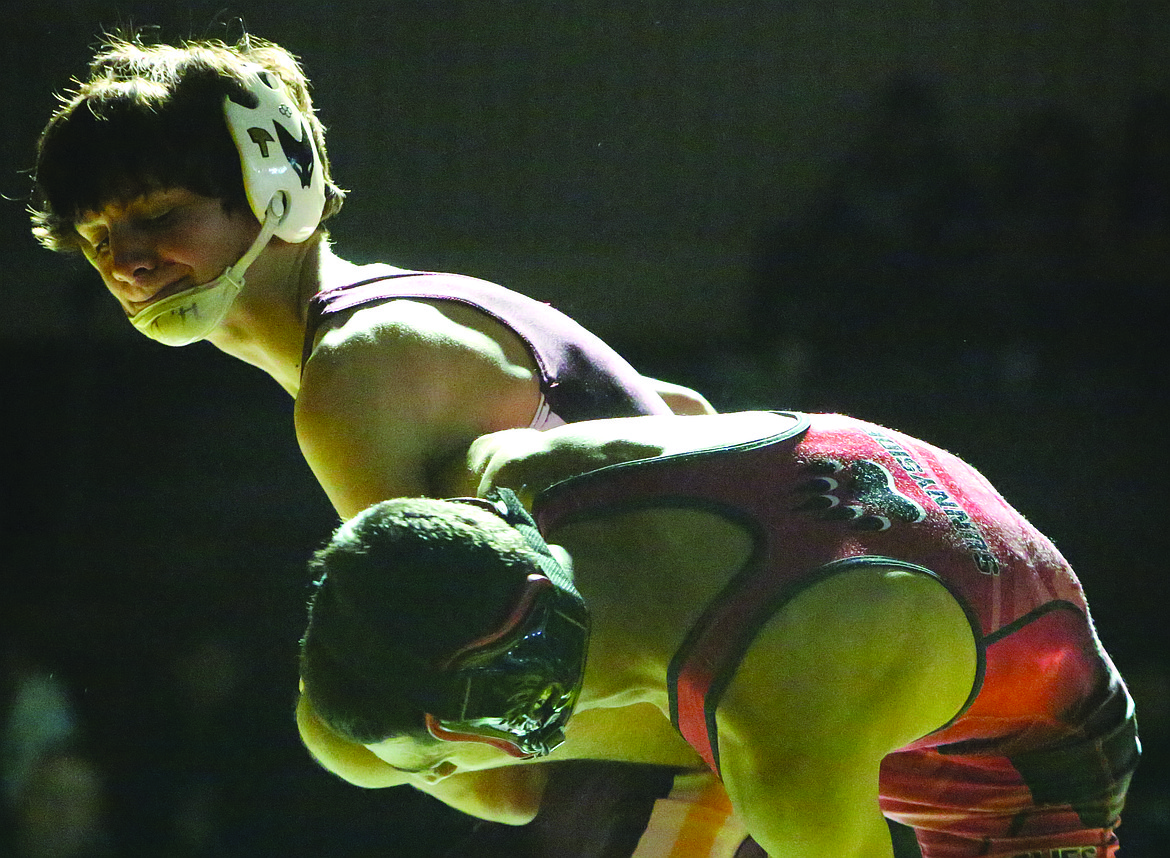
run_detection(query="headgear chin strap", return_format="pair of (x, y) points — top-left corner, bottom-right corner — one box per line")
(129, 195), (283, 346)
(131, 65), (327, 347)
(423, 488), (590, 759)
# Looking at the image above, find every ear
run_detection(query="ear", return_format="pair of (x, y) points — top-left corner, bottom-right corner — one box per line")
(224, 66), (326, 242)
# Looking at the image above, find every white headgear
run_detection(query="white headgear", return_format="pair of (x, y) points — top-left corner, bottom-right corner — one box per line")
(224, 65), (327, 242)
(130, 66), (327, 346)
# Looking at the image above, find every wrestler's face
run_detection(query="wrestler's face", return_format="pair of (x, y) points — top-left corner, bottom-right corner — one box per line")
(74, 188), (260, 319)
(364, 733), (519, 785)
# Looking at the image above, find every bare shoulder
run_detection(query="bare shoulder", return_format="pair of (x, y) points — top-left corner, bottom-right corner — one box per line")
(304, 299), (480, 383)
(712, 564), (976, 856)
(295, 299), (540, 511)
(299, 301), (448, 418)
(295, 304), (448, 498)
(718, 563), (977, 763)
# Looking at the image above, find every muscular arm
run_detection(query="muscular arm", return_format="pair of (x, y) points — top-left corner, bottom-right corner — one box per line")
(714, 566), (978, 858)
(293, 301), (570, 818)
(467, 423), (663, 505)
(295, 299), (716, 518)
(467, 411), (796, 503)
(295, 300), (540, 518)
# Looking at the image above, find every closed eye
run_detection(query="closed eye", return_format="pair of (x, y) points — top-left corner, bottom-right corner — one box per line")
(140, 207), (176, 229)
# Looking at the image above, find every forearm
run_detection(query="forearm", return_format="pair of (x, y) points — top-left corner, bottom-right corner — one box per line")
(296, 695), (548, 824)
(645, 376), (717, 415)
(421, 762), (549, 825)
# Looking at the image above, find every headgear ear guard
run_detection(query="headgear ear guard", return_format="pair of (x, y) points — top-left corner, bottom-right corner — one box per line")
(423, 488), (590, 759)
(128, 65), (327, 346)
(223, 65), (327, 243)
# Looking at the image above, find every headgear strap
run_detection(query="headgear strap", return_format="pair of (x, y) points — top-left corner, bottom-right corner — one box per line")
(423, 488), (590, 758)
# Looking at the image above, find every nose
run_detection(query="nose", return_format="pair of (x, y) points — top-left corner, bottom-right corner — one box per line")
(108, 226), (159, 286)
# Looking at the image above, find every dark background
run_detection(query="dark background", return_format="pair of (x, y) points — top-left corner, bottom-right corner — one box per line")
(2, 2), (1167, 856)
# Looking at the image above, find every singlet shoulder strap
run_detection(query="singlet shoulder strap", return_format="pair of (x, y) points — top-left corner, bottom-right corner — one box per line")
(300, 272), (438, 374)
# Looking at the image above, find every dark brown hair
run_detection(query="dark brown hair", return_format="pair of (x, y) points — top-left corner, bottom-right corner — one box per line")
(300, 498), (535, 745)
(30, 33), (345, 252)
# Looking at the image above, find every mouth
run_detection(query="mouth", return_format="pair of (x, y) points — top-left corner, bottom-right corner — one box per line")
(125, 278), (195, 314)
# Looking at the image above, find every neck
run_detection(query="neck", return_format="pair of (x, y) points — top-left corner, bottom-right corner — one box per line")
(205, 234), (363, 396)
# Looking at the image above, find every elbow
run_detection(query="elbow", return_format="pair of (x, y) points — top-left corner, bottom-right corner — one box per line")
(649, 378), (717, 415)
